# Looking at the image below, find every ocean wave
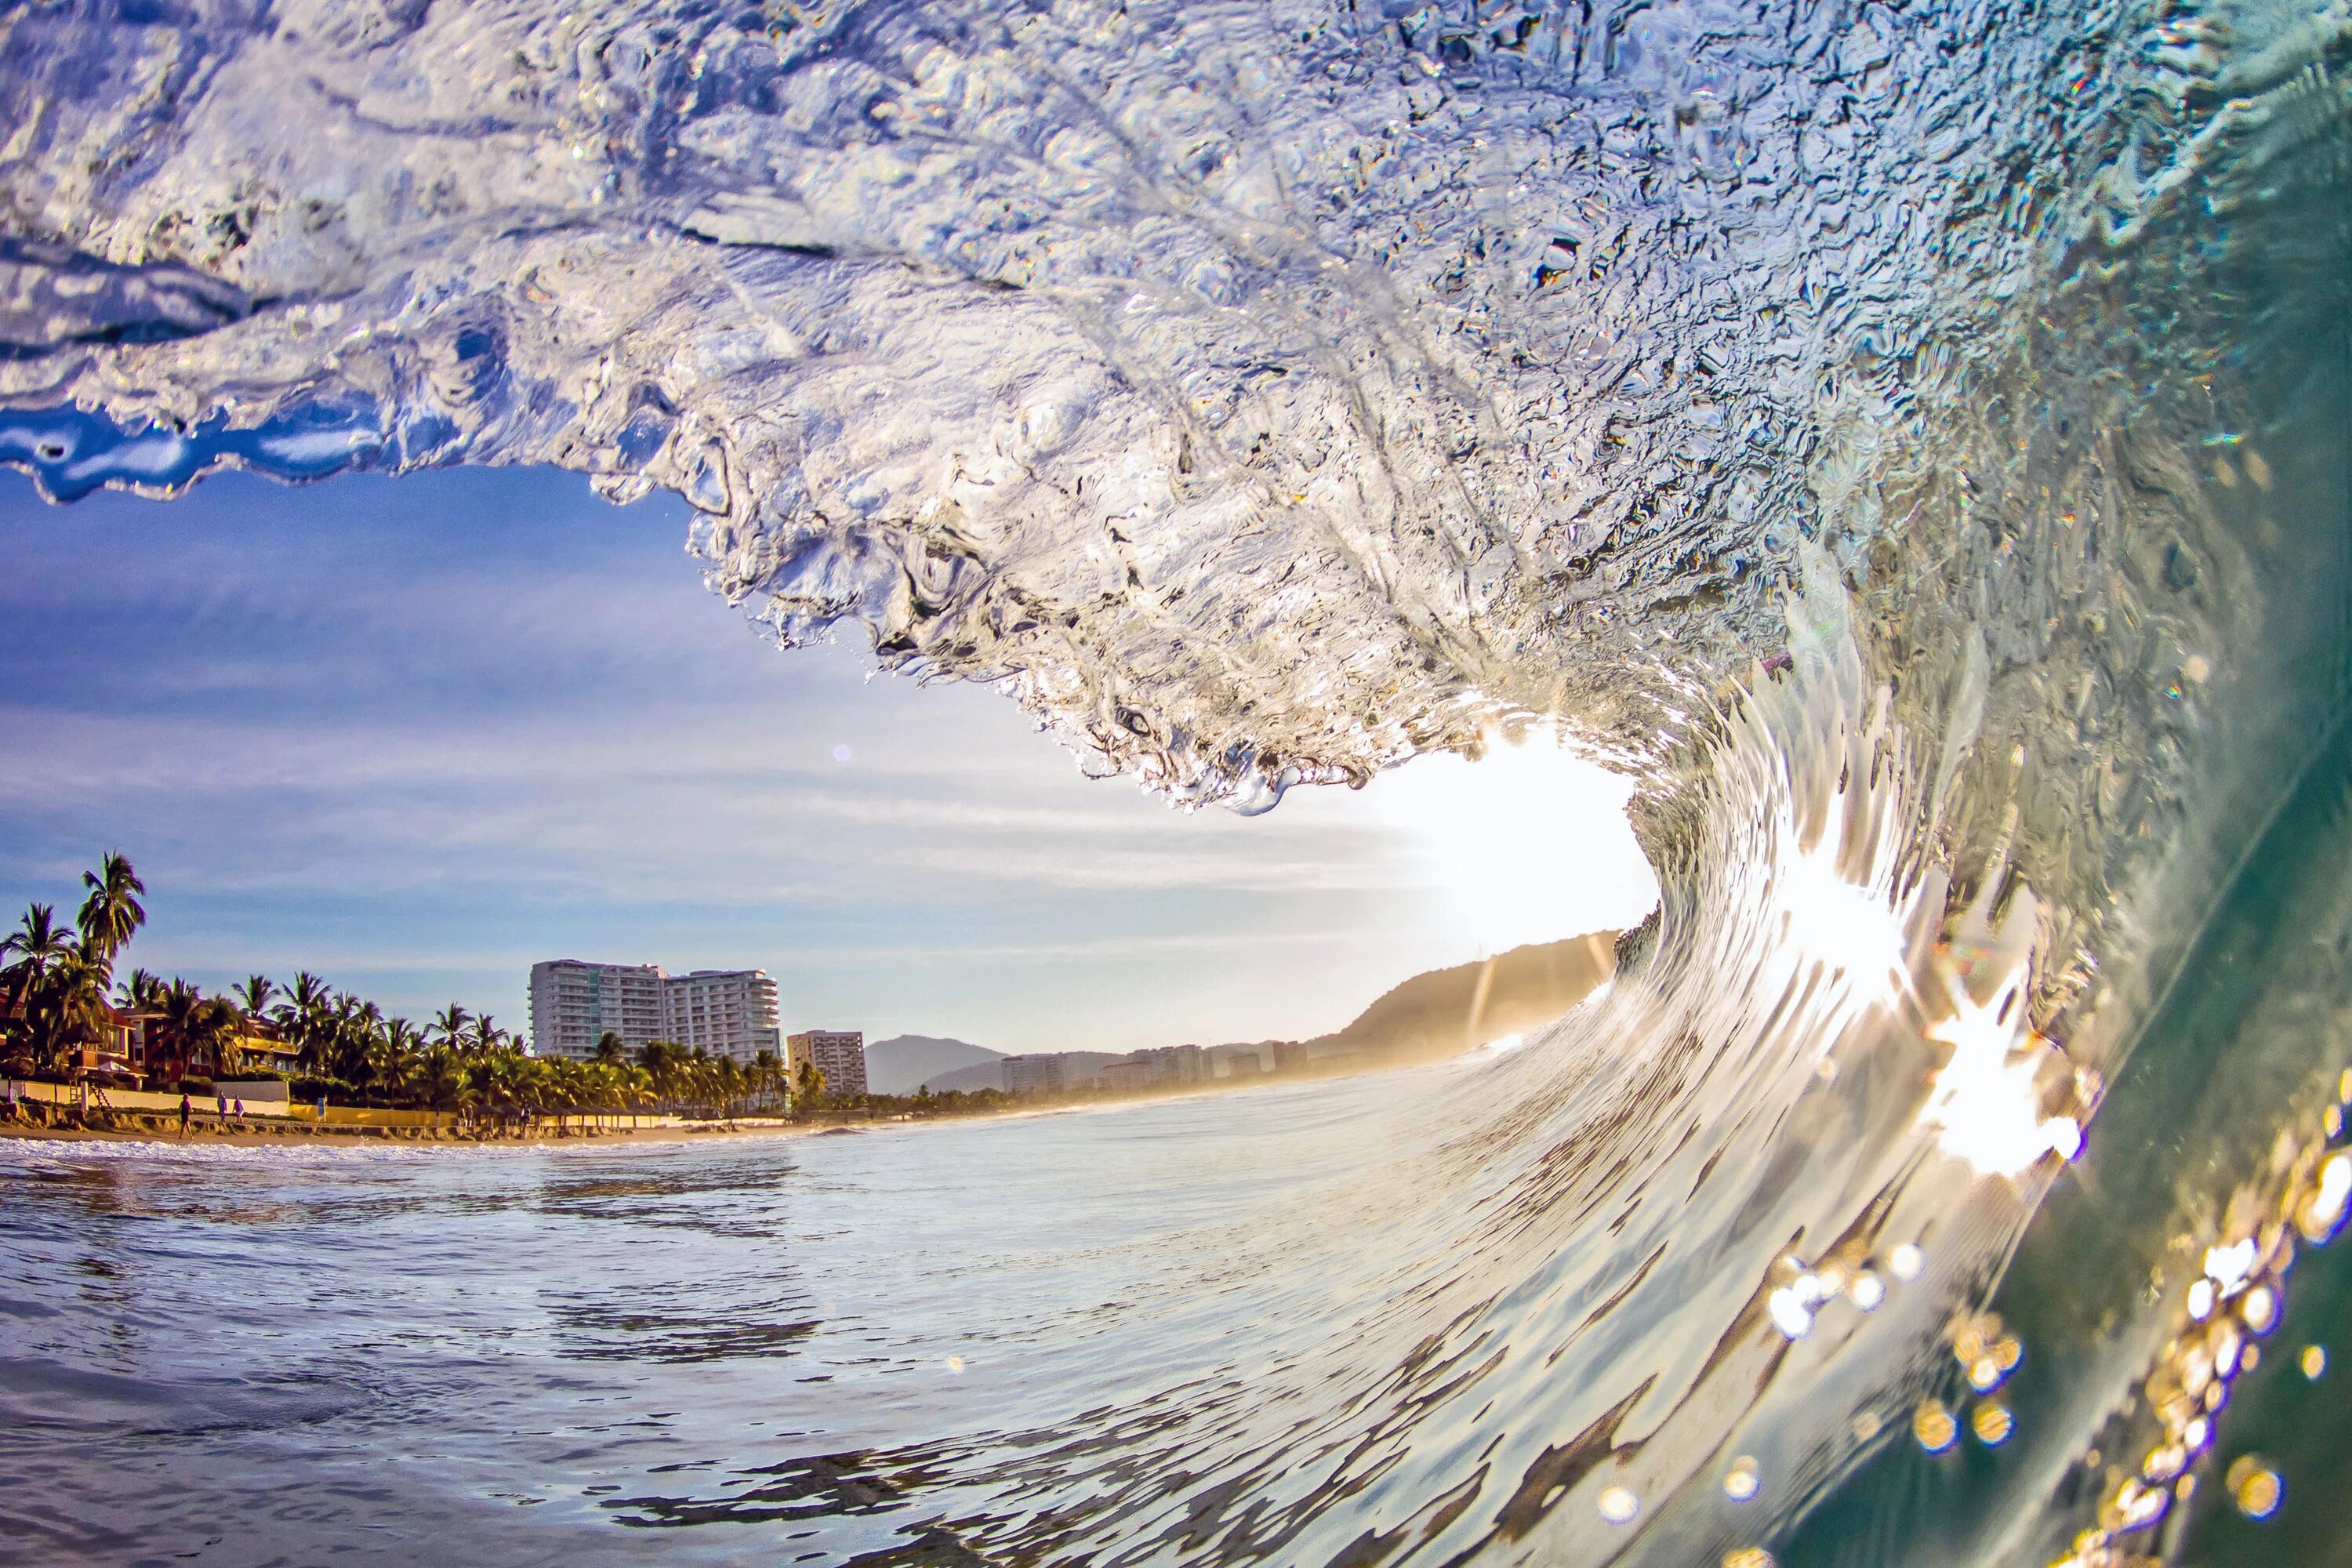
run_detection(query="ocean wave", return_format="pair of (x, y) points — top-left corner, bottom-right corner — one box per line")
(5, 0), (2352, 1559)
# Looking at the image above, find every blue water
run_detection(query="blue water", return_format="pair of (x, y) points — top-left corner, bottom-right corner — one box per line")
(2, 1066), (1582, 1566)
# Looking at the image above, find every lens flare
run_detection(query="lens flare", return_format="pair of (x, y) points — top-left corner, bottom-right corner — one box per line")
(1918, 956), (2082, 1180)
(2228, 1457), (2282, 1519)
(1915, 1400), (1958, 1453)
(1360, 724), (1661, 964)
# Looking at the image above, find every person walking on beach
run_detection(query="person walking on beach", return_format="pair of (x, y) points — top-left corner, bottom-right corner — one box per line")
(177, 1091), (191, 1137)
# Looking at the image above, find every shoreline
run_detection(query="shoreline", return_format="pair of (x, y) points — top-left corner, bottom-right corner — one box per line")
(0, 1036), (1533, 1156)
(0, 1110), (946, 1152)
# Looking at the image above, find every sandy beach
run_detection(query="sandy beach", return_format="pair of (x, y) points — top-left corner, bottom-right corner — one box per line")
(0, 1109), (923, 1152)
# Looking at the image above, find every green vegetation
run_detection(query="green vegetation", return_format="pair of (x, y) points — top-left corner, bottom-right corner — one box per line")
(4, 854), (1014, 1133)
(2, 852), (151, 1080)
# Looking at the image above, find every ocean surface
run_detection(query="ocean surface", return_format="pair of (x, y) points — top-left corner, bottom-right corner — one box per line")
(6, 0), (2352, 1560)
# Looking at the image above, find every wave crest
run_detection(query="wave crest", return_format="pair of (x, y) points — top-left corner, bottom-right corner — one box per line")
(0, 0), (2234, 800)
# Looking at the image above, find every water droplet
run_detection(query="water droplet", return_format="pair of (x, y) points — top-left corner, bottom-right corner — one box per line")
(2204, 1237), (2258, 1293)
(1768, 1284), (1817, 1340)
(2045, 1116), (2083, 1161)
(1596, 1485), (1639, 1523)
(2302, 1344), (2326, 1379)
(1889, 1243), (1925, 1280)
(1722, 1458), (1759, 1501)
(1914, 1399), (1957, 1453)
(2229, 1457), (2281, 1519)
(1971, 1401), (2013, 1446)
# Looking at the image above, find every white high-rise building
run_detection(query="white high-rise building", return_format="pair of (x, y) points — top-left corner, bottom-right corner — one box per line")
(529, 960), (781, 1063)
(1001, 1053), (1065, 1094)
(528, 961), (666, 1062)
(662, 970), (782, 1063)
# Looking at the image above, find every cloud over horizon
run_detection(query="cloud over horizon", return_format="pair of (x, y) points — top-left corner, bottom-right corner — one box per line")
(1, 466), (1655, 1054)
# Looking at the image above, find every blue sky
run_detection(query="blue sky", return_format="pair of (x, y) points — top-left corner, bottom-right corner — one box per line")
(0, 465), (1656, 1054)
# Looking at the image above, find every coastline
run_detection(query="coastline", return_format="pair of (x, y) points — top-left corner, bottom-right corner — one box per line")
(0, 1110), (916, 1152)
(0, 1060), (1388, 1154)
(2, 1016), (1588, 1156)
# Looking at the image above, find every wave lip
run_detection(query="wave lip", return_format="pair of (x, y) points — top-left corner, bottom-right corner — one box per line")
(0, 0), (2175, 797)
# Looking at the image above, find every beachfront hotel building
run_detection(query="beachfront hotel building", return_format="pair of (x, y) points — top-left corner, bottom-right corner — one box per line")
(786, 1029), (867, 1097)
(662, 970), (784, 1063)
(1001, 1053), (1067, 1094)
(528, 961), (781, 1064)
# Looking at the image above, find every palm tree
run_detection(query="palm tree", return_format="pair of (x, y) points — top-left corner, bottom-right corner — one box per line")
(465, 1014), (506, 1055)
(418, 1045), (473, 1113)
(274, 972), (332, 1069)
(431, 1004), (472, 1050)
(114, 967), (168, 1014)
(372, 1018), (424, 1105)
(2, 904), (75, 1004)
(282, 971), (331, 1021)
(321, 996), (383, 1085)
(379, 1016), (422, 1067)
(637, 1040), (687, 1102)
(2, 906), (93, 1076)
(154, 981), (238, 1083)
(38, 948), (114, 1076)
(594, 1030), (627, 1067)
(212, 995), (248, 1079)
(74, 853), (145, 967)
(793, 1058), (825, 1116)
(474, 1051), (524, 1123)
(233, 975), (276, 1016)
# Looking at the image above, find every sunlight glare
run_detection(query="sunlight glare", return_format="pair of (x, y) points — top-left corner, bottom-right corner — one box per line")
(1360, 724), (1661, 963)
(1918, 962), (2080, 1180)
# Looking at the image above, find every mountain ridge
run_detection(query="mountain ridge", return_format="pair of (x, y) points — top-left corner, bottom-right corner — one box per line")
(866, 1033), (1003, 1097)
(895, 931), (1617, 1095)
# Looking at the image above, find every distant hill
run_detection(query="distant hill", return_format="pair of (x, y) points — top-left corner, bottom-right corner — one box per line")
(867, 1035), (1002, 1096)
(919, 1060), (1004, 1094)
(920, 1050), (1123, 1095)
(903, 933), (1616, 1097)
(1302, 931), (1617, 1066)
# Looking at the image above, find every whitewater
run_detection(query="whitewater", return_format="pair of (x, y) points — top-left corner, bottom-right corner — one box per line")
(3, 0), (2350, 1563)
